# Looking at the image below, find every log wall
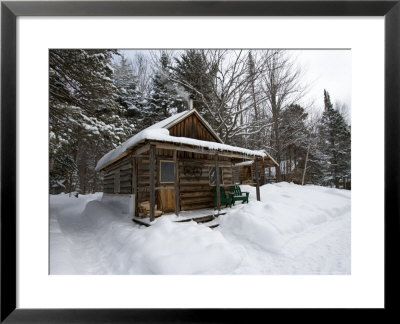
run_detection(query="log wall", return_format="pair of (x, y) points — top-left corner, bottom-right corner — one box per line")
(103, 154), (132, 194)
(168, 113), (219, 143)
(179, 156), (233, 211)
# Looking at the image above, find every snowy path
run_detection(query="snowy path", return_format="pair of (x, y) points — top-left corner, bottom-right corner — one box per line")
(50, 183), (351, 275)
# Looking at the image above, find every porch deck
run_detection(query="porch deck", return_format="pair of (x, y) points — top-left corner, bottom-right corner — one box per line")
(132, 207), (227, 228)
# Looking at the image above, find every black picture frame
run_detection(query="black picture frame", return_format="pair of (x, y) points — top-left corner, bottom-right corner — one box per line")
(1, 0), (399, 322)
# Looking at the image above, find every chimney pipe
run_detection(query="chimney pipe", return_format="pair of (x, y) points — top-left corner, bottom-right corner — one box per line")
(188, 96), (194, 110)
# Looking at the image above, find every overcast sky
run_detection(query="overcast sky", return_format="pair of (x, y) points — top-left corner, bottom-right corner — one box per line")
(294, 50), (352, 114)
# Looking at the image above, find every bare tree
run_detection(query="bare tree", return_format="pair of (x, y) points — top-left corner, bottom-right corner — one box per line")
(170, 50), (272, 145)
(130, 52), (153, 95)
(259, 50), (307, 181)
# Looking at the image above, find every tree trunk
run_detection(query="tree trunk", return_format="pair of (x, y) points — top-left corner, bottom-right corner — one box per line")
(302, 135), (311, 185)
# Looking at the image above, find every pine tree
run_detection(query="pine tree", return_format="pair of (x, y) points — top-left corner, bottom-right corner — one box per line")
(113, 55), (144, 131)
(279, 104), (309, 182)
(49, 49), (126, 194)
(318, 90), (351, 187)
(172, 50), (216, 117)
(141, 53), (185, 129)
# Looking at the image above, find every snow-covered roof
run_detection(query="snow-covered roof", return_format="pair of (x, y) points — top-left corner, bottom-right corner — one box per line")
(234, 161), (254, 167)
(234, 154), (279, 168)
(96, 109), (275, 171)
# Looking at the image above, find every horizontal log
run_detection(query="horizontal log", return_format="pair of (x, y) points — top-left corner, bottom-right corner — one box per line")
(180, 179), (211, 185)
(120, 182), (132, 188)
(179, 159), (232, 167)
(179, 175), (210, 183)
(137, 186), (177, 191)
(137, 172), (158, 178)
(100, 154), (130, 172)
(180, 191), (212, 198)
(179, 185), (212, 192)
(181, 196), (212, 204)
(120, 175), (132, 182)
(138, 175), (156, 180)
(103, 157), (132, 173)
(181, 201), (214, 211)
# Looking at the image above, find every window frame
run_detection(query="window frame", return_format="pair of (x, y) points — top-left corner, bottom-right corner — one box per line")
(159, 160), (175, 184)
(209, 166), (224, 186)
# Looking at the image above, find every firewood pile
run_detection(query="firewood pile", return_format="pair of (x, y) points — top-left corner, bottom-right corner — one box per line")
(138, 201), (163, 218)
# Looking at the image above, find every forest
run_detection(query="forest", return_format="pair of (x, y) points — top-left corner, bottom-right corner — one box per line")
(49, 49), (351, 194)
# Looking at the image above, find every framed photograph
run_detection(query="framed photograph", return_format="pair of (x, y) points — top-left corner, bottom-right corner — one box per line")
(1, 0), (399, 322)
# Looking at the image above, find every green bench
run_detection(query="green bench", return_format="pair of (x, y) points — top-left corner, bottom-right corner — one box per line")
(229, 185), (249, 204)
(213, 186), (233, 208)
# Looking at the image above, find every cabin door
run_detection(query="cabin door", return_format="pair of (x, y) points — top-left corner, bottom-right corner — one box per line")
(159, 189), (175, 212)
(158, 160), (176, 212)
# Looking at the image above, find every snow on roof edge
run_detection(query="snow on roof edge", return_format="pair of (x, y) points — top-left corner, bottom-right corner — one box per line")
(234, 161), (254, 167)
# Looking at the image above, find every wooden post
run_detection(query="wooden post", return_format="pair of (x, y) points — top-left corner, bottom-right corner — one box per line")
(149, 145), (156, 222)
(173, 150), (180, 216)
(255, 158), (261, 201)
(215, 153), (221, 211)
(132, 156), (138, 217)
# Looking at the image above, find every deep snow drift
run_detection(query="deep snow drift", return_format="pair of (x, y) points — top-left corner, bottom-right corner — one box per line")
(50, 183), (351, 275)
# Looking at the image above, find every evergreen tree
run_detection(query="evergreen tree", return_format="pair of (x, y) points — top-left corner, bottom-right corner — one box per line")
(172, 50), (216, 117)
(318, 90), (351, 187)
(49, 49), (126, 194)
(279, 104), (309, 182)
(141, 53), (185, 129)
(113, 55), (144, 131)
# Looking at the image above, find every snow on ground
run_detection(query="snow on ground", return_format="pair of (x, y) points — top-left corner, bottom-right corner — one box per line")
(49, 183), (350, 275)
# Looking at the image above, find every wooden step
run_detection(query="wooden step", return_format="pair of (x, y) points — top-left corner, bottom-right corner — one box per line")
(174, 212), (226, 224)
(132, 218), (151, 227)
(200, 218), (220, 229)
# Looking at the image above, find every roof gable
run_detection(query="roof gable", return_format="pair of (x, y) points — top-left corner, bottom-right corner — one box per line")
(166, 109), (223, 143)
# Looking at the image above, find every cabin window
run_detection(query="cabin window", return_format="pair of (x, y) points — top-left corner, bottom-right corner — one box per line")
(160, 161), (175, 183)
(114, 170), (120, 193)
(209, 167), (223, 185)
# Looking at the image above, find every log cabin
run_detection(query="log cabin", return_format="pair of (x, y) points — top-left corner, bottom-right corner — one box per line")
(95, 108), (278, 221)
